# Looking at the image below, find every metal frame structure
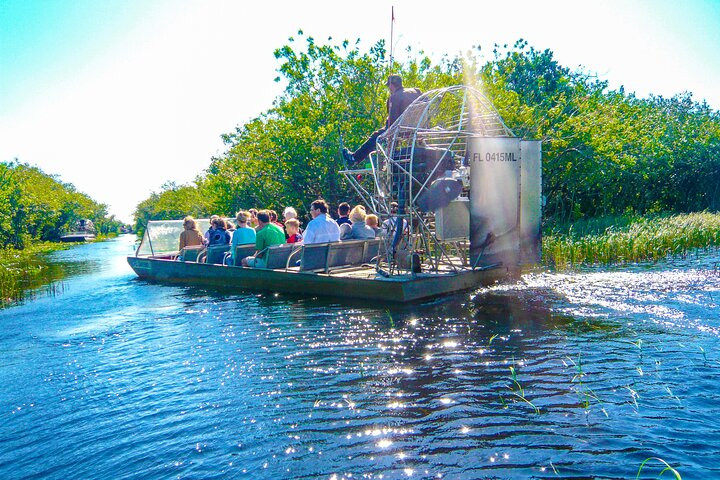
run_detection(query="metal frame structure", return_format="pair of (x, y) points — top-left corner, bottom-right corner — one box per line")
(341, 85), (515, 277)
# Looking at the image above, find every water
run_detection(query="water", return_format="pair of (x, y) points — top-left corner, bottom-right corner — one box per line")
(1, 236), (719, 479)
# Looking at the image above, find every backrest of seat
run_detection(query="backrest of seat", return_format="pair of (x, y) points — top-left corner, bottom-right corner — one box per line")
(179, 245), (204, 262)
(264, 244), (297, 270)
(327, 240), (365, 268)
(363, 239), (381, 263)
(233, 244), (257, 266)
(206, 244), (231, 264)
(299, 243), (331, 271)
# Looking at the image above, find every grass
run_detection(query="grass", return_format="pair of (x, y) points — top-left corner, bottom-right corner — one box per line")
(0, 242), (71, 308)
(507, 359), (540, 414)
(636, 457), (682, 479)
(565, 353), (607, 416)
(543, 212), (720, 269)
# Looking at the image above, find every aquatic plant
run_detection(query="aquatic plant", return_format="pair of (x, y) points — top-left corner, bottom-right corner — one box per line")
(0, 243), (69, 308)
(508, 360), (540, 414)
(565, 353), (607, 416)
(635, 457), (682, 479)
(543, 212), (720, 269)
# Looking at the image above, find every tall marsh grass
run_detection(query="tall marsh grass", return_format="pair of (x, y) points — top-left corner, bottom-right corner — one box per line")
(0, 243), (69, 307)
(543, 212), (720, 269)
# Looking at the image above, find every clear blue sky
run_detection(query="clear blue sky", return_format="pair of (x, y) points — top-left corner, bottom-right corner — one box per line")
(1, 0), (719, 223)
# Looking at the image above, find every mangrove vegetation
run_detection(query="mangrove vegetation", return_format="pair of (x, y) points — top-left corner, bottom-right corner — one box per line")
(0, 160), (124, 304)
(1, 160), (123, 248)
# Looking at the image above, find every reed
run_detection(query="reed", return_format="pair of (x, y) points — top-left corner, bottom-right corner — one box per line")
(508, 360), (540, 414)
(543, 212), (720, 269)
(635, 457), (682, 479)
(0, 243), (69, 308)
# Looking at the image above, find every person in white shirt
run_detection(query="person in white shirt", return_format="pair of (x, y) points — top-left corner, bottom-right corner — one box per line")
(382, 202), (404, 238)
(303, 199), (341, 244)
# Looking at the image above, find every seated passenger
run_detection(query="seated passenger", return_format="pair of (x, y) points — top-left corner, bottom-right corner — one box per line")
(248, 208), (259, 229)
(204, 214), (220, 244)
(242, 210), (286, 268)
(179, 216), (204, 250)
(285, 218), (303, 243)
(269, 210), (284, 229)
(340, 205), (376, 240)
(382, 202), (406, 238)
(336, 202), (351, 226)
(304, 199), (341, 244)
(283, 206), (298, 223)
(207, 217), (231, 246)
(230, 210), (257, 263)
(365, 214), (381, 237)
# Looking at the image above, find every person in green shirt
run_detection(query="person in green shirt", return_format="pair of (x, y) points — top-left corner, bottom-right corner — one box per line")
(241, 210), (286, 268)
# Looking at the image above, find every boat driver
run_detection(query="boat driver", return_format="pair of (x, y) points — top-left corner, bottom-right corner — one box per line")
(342, 74), (422, 166)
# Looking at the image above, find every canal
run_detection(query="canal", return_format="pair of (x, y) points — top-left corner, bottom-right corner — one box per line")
(1, 235), (718, 478)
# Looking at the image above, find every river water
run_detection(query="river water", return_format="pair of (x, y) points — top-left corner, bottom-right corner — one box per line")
(1, 235), (719, 479)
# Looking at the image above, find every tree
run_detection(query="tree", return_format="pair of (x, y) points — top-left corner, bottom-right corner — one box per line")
(133, 181), (212, 234)
(0, 160), (120, 248)
(133, 35), (720, 225)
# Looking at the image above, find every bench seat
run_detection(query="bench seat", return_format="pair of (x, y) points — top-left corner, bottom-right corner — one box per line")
(232, 243), (257, 266)
(242, 238), (381, 273)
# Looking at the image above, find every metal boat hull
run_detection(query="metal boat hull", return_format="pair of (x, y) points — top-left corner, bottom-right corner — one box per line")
(60, 234), (96, 242)
(127, 256), (508, 303)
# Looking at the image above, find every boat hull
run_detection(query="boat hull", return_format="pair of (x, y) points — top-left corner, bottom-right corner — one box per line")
(127, 256), (509, 303)
(60, 234), (96, 242)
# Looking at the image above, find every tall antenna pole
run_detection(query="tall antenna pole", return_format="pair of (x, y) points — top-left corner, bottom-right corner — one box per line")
(389, 6), (395, 71)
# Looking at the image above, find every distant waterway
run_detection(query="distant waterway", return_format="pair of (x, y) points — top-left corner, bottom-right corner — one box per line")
(1, 235), (719, 478)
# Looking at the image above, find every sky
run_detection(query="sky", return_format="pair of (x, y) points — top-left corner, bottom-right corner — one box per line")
(1, 0), (719, 224)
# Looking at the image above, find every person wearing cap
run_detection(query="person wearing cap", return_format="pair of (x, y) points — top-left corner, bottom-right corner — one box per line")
(342, 75), (422, 165)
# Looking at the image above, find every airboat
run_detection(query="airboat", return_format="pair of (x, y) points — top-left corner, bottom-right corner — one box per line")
(60, 219), (96, 242)
(127, 85), (541, 302)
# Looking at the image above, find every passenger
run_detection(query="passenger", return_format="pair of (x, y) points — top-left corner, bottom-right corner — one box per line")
(283, 206), (301, 238)
(204, 214), (220, 244)
(179, 216), (204, 250)
(340, 205), (376, 240)
(224, 219), (235, 242)
(248, 208), (259, 229)
(382, 202), (405, 238)
(336, 202), (351, 226)
(283, 207), (298, 222)
(304, 199), (341, 244)
(269, 210), (284, 229)
(207, 217), (231, 246)
(242, 210), (286, 268)
(285, 218), (303, 244)
(365, 214), (381, 237)
(230, 210), (257, 263)
(342, 74), (422, 166)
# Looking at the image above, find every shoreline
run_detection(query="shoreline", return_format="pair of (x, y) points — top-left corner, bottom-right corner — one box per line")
(0, 235), (117, 307)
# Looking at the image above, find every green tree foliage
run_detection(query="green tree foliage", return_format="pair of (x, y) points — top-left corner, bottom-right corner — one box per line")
(133, 181), (212, 234)
(480, 40), (720, 221)
(134, 35), (720, 225)
(202, 32), (463, 218)
(0, 160), (121, 248)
